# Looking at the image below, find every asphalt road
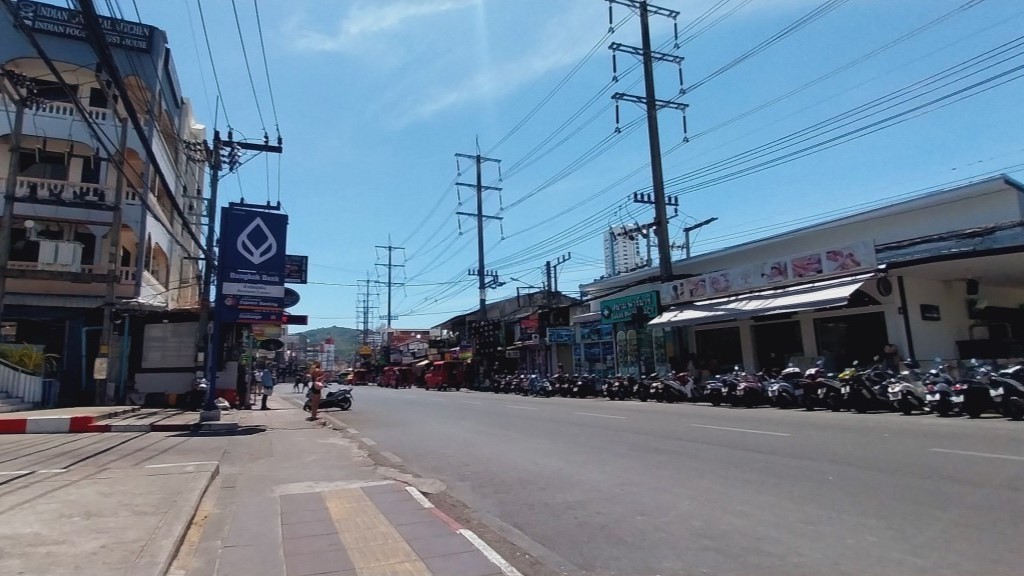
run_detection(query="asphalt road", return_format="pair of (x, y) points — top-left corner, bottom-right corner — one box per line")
(322, 385), (1024, 576)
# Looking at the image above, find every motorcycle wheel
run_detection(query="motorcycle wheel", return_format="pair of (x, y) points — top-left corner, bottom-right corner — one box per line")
(711, 397), (721, 407)
(966, 407), (982, 419)
(744, 394), (758, 409)
(936, 398), (952, 417)
(340, 398), (352, 411)
(828, 396), (842, 412)
(899, 399), (913, 416)
(1005, 397), (1024, 421)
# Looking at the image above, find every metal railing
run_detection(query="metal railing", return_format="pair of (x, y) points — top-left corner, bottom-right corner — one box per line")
(0, 358), (43, 406)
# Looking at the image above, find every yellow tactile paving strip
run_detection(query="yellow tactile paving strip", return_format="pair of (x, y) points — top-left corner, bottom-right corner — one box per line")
(323, 487), (434, 576)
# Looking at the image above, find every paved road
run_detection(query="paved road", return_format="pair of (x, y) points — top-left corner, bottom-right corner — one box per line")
(323, 385), (1024, 576)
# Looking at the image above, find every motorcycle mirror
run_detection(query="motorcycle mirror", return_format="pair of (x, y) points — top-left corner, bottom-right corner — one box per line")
(853, 360), (859, 367)
(873, 355), (880, 361)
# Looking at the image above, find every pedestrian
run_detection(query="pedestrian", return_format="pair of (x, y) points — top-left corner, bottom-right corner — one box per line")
(307, 363), (324, 420)
(260, 366), (275, 410)
(236, 366), (251, 409)
(293, 373), (302, 393)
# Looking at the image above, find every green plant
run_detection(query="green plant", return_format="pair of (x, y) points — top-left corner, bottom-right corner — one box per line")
(0, 343), (59, 376)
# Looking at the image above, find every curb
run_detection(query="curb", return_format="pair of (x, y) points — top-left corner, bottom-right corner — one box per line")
(85, 421), (240, 433)
(128, 462), (220, 576)
(0, 406), (141, 434)
(404, 486), (524, 576)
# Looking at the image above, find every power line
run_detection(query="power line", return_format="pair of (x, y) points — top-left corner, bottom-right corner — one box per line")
(252, 0), (280, 130)
(196, 0), (231, 128)
(229, 0), (266, 130)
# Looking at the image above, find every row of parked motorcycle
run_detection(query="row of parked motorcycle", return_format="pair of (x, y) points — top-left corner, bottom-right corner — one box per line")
(488, 358), (1024, 421)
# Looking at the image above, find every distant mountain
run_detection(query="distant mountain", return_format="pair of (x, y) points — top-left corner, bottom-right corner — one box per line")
(293, 325), (363, 361)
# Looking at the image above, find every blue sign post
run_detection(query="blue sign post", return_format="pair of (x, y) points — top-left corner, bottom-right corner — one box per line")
(205, 207), (288, 410)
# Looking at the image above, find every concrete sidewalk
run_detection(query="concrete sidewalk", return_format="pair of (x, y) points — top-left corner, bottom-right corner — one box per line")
(171, 394), (519, 576)
(0, 460), (218, 576)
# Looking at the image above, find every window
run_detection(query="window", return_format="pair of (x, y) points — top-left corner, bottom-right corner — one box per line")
(88, 87), (108, 109)
(80, 155), (102, 184)
(7, 228), (39, 262)
(73, 231), (96, 265)
(33, 79), (78, 103)
(120, 246), (132, 267)
(814, 312), (888, 373)
(695, 327), (743, 374)
(19, 150), (68, 181)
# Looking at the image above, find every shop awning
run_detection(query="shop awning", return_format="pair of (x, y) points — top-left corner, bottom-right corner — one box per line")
(571, 312), (601, 324)
(649, 273), (875, 328)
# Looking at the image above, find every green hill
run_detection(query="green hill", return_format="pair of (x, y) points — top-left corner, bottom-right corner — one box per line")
(293, 325), (363, 361)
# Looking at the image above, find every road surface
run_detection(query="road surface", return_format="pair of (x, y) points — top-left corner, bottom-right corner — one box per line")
(321, 385), (1024, 576)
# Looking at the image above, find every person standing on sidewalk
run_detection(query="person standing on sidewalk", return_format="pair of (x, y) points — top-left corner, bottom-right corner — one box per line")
(307, 363), (324, 420)
(260, 366), (275, 410)
(236, 366), (251, 409)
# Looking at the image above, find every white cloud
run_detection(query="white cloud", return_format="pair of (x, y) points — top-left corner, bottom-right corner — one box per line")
(289, 0), (479, 53)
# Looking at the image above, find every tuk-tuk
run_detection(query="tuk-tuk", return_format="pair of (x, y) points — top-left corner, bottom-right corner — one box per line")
(424, 361), (464, 391)
(396, 366), (414, 388)
(348, 368), (369, 386)
(381, 366), (408, 389)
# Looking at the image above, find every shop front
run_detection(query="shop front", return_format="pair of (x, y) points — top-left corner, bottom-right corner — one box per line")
(598, 290), (668, 376)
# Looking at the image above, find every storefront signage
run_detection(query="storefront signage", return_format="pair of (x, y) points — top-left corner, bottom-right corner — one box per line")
(17, 1), (154, 52)
(284, 254), (308, 284)
(662, 240), (876, 304)
(547, 327), (574, 344)
(920, 304), (941, 321)
(216, 207), (288, 323)
(600, 291), (660, 324)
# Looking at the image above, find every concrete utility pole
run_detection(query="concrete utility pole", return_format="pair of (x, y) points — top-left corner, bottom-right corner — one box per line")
(0, 71), (34, 324)
(356, 276), (376, 346)
(551, 252), (571, 293)
(683, 217), (718, 258)
(374, 240), (404, 360)
(96, 117), (130, 406)
(455, 146), (502, 322)
(609, 0), (689, 281)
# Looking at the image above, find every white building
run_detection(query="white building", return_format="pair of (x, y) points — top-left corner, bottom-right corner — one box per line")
(603, 225), (645, 277)
(0, 2), (206, 401)
(577, 176), (1024, 376)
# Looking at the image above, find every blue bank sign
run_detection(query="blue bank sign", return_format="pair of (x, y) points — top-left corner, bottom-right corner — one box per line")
(216, 207), (288, 323)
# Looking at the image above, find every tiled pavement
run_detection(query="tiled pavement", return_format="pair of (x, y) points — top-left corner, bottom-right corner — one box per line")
(279, 482), (504, 576)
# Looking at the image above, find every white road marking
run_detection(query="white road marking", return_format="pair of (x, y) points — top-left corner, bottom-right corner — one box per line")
(361, 437), (378, 446)
(458, 529), (524, 576)
(506, 405), (537, 410)
(574, 412), (627, 419)
(461, 400), (482, 405)
(928, 448), (1024, 462)
(691, 423), (790, 436)
(274, 479), (393, 496)
(0, 469), (69, 475)
(405, 485), (435, 509)
(145, 461), (218, 469)
(345, 428), (359, 434)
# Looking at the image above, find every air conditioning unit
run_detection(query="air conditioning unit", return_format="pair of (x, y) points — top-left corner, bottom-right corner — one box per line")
(37, 240), (83, 272)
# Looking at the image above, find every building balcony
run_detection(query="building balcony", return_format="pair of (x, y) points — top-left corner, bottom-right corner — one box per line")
(0, 177), (141, 224)
(1, 93), (118, 145)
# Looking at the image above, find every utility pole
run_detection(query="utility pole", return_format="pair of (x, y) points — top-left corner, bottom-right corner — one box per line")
(0, 69), (37, 324)
(356, 276), (376, 346)
(551, 252), (572, 293)
(455, 145), (502, 322)
(96, 116), (130, 405)
(196, 128), (283, 419)
(609, 0), (688, 280)
(374, 240), (404, 361)
(683, 217), (718, 258)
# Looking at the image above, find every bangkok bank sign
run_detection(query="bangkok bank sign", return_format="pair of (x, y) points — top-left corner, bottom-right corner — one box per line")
(217, 207), (288, 323)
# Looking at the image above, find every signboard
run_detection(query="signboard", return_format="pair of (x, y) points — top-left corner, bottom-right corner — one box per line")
(546, 327), (574, 344)
(283, 288), (300, 309)
(284, 254), (308, 284)
(662, 240), (877, 304)
(216, 207), (288, 323)
(280, 314), (307, 325)
(358, 345), (372, 357)
(920, 304), (941, 321)
(16, 1), (154, 52)
(600, 291), (660, 324)
(252, 324), (282, 341)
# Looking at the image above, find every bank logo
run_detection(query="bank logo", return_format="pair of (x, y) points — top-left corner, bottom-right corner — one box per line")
(237, 217), (277, 265)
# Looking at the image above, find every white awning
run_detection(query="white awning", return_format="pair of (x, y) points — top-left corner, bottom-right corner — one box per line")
(649, 273), (875, 328)
(571, 312), (601, 324)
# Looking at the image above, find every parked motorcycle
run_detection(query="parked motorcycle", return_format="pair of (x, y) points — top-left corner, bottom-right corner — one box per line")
(997, 364), (1024, 421)
(605, 376), (627, 401)
(304, 384), (352, 412)
(767, 367), (803, 408)
(736, 371), (769, 408)
(800, 364), (842, 411)
(704, 376), (726, 406)
(962, 360), (1007, 419)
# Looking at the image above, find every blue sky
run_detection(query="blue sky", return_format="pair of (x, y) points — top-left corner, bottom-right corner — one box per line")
(136, 0), (1024, 331)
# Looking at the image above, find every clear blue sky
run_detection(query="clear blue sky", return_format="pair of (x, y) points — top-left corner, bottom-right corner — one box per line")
(136, 0), (1024, 331)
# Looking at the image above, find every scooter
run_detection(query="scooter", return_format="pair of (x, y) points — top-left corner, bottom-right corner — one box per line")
(736, 372), (769, 408)
(304, 384), (352, 412)
(961, 360), (1006, 419)
(704, 376), (725, 406)
(997, 364), (1024, 421)
(768, 367), (803, 408)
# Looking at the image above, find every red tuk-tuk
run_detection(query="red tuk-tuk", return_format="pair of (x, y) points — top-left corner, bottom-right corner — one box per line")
(348, 369), (370, 386)
(424, 361), (464, 391)
(381, 366), (413, 389)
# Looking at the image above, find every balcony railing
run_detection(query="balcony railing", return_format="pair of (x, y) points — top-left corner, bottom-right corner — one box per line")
(0, 177), (138, 205)
(7, 260), (137, 283)
(1, 93), (111, 123)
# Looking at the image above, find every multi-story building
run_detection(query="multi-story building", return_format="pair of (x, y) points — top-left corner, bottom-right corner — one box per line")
(0, 1), (206, 403)
(603, 225), (645, 277)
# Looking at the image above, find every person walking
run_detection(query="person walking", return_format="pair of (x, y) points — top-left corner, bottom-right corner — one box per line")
(307, 363), (324, 420)
(235, 366), (251, 409)
(292, 372), (302, 393)
(260, 366), (275, 410)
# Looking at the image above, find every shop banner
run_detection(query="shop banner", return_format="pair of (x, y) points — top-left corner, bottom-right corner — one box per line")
(600, 291), (660, 324)
(216, 207), (288, 323)
(662, 240), (876, 304)
(547, 327), (574, 344)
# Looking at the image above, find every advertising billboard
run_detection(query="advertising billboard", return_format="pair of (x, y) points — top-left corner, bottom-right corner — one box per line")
(216, 207), (288, 324)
